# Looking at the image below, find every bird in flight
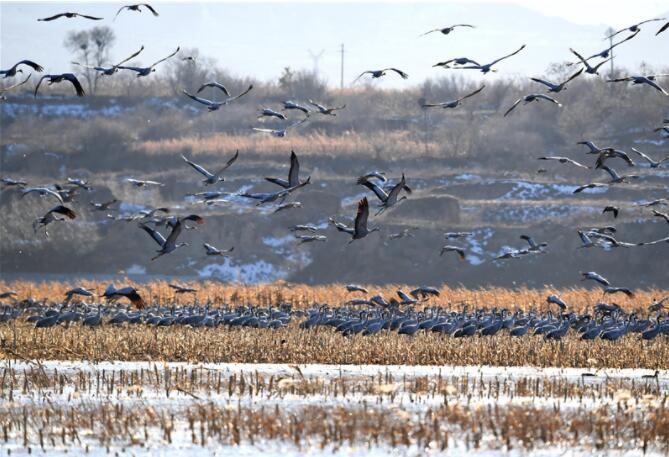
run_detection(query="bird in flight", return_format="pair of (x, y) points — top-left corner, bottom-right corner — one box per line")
(420, 24), (475, 37)
(568, 50), (611, 75)
(537, 156), (589, 169)
(196, 81), (230, 97)
(265, 151), (304, 189)
(283, 100), (310, 115)
(421, 85), (484, 109)
(602, 206), (619, 218)
(38, 12), (103, 21)
(308, 99), (346, 116)
(330, 198), (380, 243)
(530, 68), (583, 93)
(606, 18), (666, 39)
(181, 150), (239, 185)
(631, 148), (669, 168)
(72, 46), (145, 76)
(203, 242), (234, 256)
(239, 177), (311, 205)
(21, 187), (64, 204)
(118, 47), (180, 77)
(455, 44), (525, 74)
(433, 57), (481, 68)
(357, 173), (410, 215)
(139, 215), (204, 260)
(183, 84), (253, 111)
(34, 74), (85, 97)
(258, 108), (287, 120)
(0, 73), (32, 100)
(440, 245), (466, 260)
(353, 68), (409, 83)
(504, 94), (561, 117)
(1, 60), (43, 78)
(126, 178), (164, 188)
(252, 118), (308, 137)
(607, 74), (669, 96)
(115, 3), (159, 20)
(33, 205), (76, 237)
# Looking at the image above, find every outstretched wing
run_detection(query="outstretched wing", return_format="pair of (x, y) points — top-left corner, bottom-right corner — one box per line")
(139, 223), (166, 246)
(182, 89), (214, 106)
(33, 75), (48, 98)
(288, 150), (300, 186)
(419, 28), (440, 37)
(488, 44), (526, 67)
(657, 21), (669, 35)
(354, 197), (370, 234)
(226, 84), (253, 103)
(641, 78), (669, 95)
(534, 94), (561, 105)
(631, 147), (654, 164)
(353, 71), (372, 83)
(530, 77), (553, 88)
(213, 150), (239, 176)
(458, 85), (485, 101)
(50, 205), (77, 219)
(357, 176), (388, 202)
(307, 99), (327, 111)
(181, 154), (212, 177)
(116, 45), (145, 67)
(197, 81), (229, 96)
(386, 68), (409, 79)
(114, 5), (128, 19)
(0, 72), (31, 93)
(561, 68), (583, 85)
(503, 98), (522, 117)
(569, 48), (588, 65)
(151, 47), (180, 68)
(79, 14), (104, 20)
(63, 73), (85, 96)
(386, 174), (406, 203)
(38, 13), (68, 21)
(16, 60), (44, 72)
(142, 3), (159, 16)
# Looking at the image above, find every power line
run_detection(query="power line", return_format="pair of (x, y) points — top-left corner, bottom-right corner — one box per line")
(307, 48), (325, 76)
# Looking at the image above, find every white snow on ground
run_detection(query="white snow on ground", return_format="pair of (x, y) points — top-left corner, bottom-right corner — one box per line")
(500, 180), (608, 200)
(2, 361), (666, 457)
(263, 234), (296, 248)
(464, 228), (495, 265)
(124, 264), (147, 275)
(341, 192), (369, 207)
(198, 258), (287, 283)
(483, 204), (597, 223)
(119, 201), (148, 213)
(634, 139), (666, 146)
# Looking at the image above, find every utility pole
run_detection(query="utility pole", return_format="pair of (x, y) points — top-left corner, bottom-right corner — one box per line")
(339, 43), (345, 90)
(307, 49), (325, 76)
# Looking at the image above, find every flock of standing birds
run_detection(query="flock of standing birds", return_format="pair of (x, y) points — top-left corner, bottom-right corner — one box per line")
(1, 5), (668, 341)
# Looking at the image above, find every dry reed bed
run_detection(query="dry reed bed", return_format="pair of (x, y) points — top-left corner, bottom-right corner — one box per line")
(1, 322), (668, 368)
(137, 131), (439, 159)
(1, 280), (665, 314)
(1, 364), (668, 453)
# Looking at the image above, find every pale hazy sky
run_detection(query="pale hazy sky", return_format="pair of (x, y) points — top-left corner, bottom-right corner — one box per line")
(1, 1), (668, 87)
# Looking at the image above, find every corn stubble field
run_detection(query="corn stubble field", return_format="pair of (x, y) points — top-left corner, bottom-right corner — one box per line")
(0, 281), (668, 454)
(0, 281), (668, 368)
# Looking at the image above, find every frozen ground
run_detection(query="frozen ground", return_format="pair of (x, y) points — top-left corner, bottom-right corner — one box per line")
(1, 360), (667, 456)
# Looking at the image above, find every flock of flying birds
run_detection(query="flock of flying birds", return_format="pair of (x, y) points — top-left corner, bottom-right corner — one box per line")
(1, 5), (669, 308)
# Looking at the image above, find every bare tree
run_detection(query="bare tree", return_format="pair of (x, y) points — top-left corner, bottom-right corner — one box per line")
(64, 26), (116, 95)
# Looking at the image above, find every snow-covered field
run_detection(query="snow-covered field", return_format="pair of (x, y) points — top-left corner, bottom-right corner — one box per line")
(1, 360), (667, 456)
